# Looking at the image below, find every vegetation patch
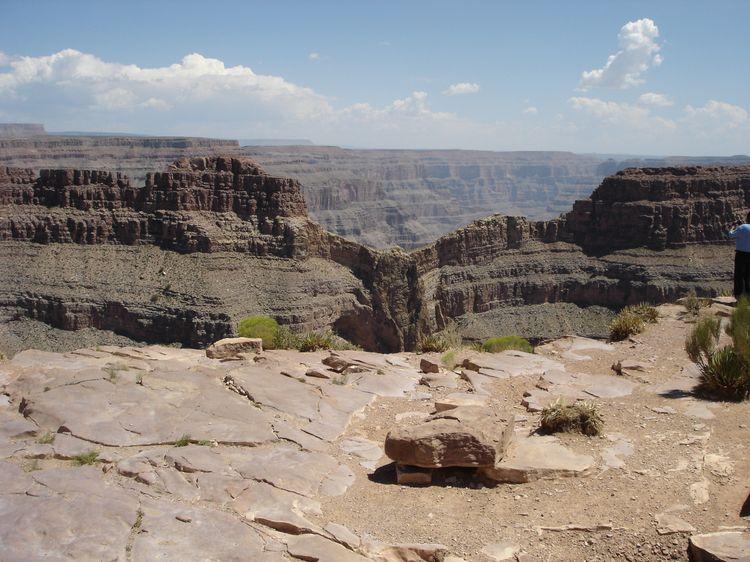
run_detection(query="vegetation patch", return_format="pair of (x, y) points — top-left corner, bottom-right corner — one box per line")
(441, 350), (458, 369)
(540, 399), (603, 436)
(174, 434), (191, 447)
(237, 315), (280, 349)
(482, 335), (533, 354)
(609, 303), (658, 342)
(37, 432), (55, 445)
(417, 323), (462, 353)
(682, 289), (706, 316)
(73, 451), (100, 466)
(687, 300), (750, 401)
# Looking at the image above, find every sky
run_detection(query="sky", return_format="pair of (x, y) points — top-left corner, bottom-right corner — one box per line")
(0, 0), (748, 155)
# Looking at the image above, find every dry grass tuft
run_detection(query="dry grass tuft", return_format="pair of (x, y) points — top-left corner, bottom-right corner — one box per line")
(540, 399), (603, 436)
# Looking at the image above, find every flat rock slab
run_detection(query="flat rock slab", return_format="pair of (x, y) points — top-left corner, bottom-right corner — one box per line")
(462, 351), (564, 378)
(536, 336), (614, 361)
(435, 393), (489, 412)
(339, 436), (383, 470)
(385, 406), (514, 468)
(0, 467), (140, 561)
(689, 531), (750, 561)
(481, 436), (595, 483)
(482, 541), (521, 561)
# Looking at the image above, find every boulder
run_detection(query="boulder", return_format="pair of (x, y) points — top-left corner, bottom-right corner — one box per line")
(689, 531), (750, 562)
(205, 337), (262, 359)
(384, 406), (514, 468)
(420, 358), (440, 374)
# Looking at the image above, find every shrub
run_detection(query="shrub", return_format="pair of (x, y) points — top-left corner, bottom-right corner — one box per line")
(441, 350), (458, 368)
(237, 316), (280, 349)
(687, 298), (750, 401)
(610, 310), (644, 342)
(73, 451), (99, 466)
(174, 434), (191, 447)
(37, 432), (55, 445)
(298, 331), (335, 352)
(695, 346), (750, 401)
(629, 303), (659, 324)
(610, 304), (659, 342)
(417, 334), (450, 353)
(683, 289), (703, 316)
(482, 335), (533, 354)
(540, 399), (603, 436)
(685, 315), (721, 365)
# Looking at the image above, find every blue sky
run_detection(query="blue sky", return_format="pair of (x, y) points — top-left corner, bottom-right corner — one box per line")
(0, 0), (748, 154)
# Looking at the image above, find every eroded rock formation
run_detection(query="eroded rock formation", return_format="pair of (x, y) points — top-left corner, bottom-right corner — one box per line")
(0, 159), (747, 353)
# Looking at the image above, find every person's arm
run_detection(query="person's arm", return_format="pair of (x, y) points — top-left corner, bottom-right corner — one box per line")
(729, 226), (739, 238)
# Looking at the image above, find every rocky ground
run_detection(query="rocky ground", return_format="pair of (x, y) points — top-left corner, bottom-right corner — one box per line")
(0, 301), (748, 561)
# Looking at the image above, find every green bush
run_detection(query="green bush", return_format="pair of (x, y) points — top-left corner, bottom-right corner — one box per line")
(482, 335), (533, 354)
(695, 346), (750, 401)
(237, 316), (280, 349)
(687, 298), (750, 401)
(441, 350), (458, 368)
(298, 331), (335, 352)
(683, 289), (703, 316)
(540, 399), (603, 436)
(610, 304), (659, 342)
(685, 315), (721, 365)
(417, 334), (450, 353)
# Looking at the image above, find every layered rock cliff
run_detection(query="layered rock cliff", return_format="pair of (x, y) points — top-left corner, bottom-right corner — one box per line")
(0, 159), (747, 354)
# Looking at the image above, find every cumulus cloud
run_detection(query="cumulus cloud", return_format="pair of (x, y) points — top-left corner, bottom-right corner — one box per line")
(308, 52), (321, 61)
(684, 100), (748, 128)
(579, 18), (663, 90)
(0, 52), (9, 67)
(522, 106), (538, 115)
(569, 95), (675, 130)
(443, 82), (480, 96)
(638, 92), (673, 107)
(0, 49), (332, 121)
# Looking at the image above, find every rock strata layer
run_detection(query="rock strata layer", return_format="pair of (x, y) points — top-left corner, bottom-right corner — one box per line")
(1, 160), (747, 352)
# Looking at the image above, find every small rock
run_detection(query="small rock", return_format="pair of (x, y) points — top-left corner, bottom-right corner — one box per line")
(482, 541), (520, 561)
(420, 358), (440, 374)
(689, 531), (750, 562)
(205, 337), (262, 359)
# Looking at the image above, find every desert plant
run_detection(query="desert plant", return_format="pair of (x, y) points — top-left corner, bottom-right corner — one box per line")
(482, 335), (533, 354)
(273, 325), (300, 350)
(685, 315), (721, 365)
(298, 331), (335, 352)
(417, 334), (450, 353)
(683, 289), (703, 316)
(37, 432), (55, 445)
(687, 298), (750, 401)
(238, 315), (280, 349)
(629, 303), (659, 323)
(695, 346), (750, 401)
(540, 399), (603, 436)
(73, 451), (99, 466)
(441, 350), (458, 368)
(331, 374), (348, 386)
(609, 310), (644, 342)
(174, 434), (191, 447)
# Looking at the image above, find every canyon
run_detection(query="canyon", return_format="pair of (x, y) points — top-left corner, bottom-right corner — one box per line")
(5, 133), (747, 250)
(0, 155), (746, 355)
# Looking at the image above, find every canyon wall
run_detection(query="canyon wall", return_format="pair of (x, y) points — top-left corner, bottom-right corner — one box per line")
(0, 158), (747, 354)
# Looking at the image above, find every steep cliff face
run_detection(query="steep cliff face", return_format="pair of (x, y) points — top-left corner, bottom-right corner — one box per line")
(1, 160), (747, 353)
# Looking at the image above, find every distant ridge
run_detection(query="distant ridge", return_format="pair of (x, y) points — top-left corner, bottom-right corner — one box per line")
(0, 123), (46, 138)
(239, 138), (314, 146)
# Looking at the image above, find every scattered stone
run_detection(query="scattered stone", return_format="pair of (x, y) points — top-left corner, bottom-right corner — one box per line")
(420, 358), (440, 374)
(655, 512), (696, 534)
(602, 434), (634, 469)
(420, 372), (458, 389)
(324, 522), (361, 549)
(339, 437), (383, 470)
(704, 453), (734, 477)
(651, 406), (677, 414)
(306, 368), (331, 379)
(286, 533), (369, 562)
(205, 337), (262, 359)
(689, 531), (750, 562)
(384, 406), (514, 468)
(690, 478), (711, 505)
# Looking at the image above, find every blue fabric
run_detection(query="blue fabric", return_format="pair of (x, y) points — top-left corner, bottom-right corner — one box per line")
(729, 224), (750, 252)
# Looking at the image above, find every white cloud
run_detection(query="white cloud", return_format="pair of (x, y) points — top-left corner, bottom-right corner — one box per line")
(522, 106), (538, 115)
(569, 95), (675, 131)
(0, 52), (9, 67)
(579, 18), (663, 90)
(684, 100), (748, 128)
(443, 82), (480, 96)
(638, 92), (673, 107)
(308, 52), (321, 61)
(0, 49), (332, 121)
